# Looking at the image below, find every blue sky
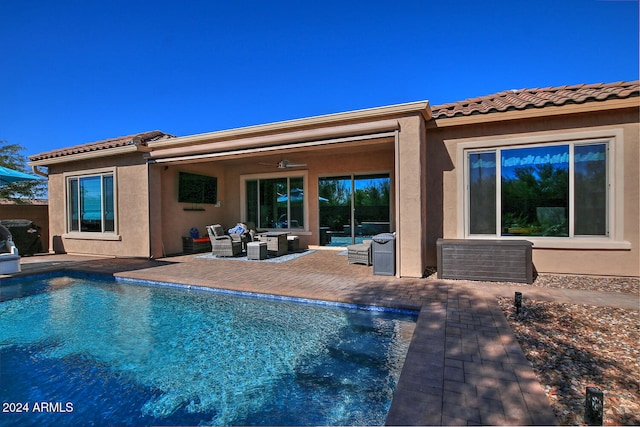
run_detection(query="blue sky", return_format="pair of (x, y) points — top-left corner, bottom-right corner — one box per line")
(1, 0), (638, 158)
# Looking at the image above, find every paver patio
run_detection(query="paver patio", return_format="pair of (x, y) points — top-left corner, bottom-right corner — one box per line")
(9, 249), (630, 425)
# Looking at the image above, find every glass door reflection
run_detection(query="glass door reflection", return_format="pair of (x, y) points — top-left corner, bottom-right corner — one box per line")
(318, 174), (390, 246)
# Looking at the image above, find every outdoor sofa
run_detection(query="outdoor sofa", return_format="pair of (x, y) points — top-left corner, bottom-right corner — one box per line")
(0, 224), (21, 274)
(347, 240), (372, 266)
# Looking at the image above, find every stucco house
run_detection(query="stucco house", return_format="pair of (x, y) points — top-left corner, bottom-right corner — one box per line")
(29, 81), (640, 278)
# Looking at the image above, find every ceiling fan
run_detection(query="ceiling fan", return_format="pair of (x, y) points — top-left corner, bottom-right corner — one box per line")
(259, 159), (307, 169)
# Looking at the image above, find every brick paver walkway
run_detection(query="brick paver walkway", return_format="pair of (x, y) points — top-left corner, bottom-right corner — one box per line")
(8, 249), (634, 425)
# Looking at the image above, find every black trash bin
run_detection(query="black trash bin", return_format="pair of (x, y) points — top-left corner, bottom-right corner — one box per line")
(0, 219), (42, 256)
(372, 232), (396, 276)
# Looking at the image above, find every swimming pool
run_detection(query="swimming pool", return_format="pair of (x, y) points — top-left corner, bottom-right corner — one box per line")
(0, 274), (416, 426)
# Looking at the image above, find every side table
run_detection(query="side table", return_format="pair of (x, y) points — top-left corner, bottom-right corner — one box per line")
(258, 232), (288, 256)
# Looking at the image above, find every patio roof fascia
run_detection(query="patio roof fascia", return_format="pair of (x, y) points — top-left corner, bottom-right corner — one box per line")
(146, 119), (402, 161)
(27, 101), (430, 167)
(146, 100), (431, 152)
(146, 130), (398, 164)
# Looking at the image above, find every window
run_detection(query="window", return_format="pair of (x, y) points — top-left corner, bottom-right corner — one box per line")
(245, 176), (305, 230)
(468, 152), (496, 235)
(467, 142), (608, 238)
(574, 144), (607, 235)
(67, 173), (115, 233)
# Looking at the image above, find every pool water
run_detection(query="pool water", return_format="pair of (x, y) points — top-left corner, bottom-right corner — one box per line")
(0, 274), (416, 426)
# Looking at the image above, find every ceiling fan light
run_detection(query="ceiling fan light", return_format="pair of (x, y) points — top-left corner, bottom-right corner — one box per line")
(259, 159), (307, 168)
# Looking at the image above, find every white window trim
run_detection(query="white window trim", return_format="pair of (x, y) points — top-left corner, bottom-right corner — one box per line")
(455, 128), (630, 249)
(62, 167), (121, 240)
(240, 170), (310, 234)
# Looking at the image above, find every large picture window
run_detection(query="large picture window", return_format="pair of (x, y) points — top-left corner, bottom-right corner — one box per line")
(467, 142), (608, 238)
(67, 173), (115, 233)
(245, 176), (305, 230)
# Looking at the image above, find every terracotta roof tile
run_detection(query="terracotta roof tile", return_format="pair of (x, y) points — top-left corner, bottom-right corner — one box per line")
(431, 80), (640, 119)
(29, 81), (639, 163)
(29, 130), (175, 162)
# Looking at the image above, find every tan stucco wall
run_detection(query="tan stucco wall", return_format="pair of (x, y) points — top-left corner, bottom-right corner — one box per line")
(149, 164), (164, 258)
(156, 163), (227, 256)
(47, 154), (152, 257)
(396, 115), (427, 277)
(433, 108), (639, 277)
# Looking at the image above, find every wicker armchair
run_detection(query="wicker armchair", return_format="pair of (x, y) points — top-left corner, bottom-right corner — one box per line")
(206, 224), (242, 257)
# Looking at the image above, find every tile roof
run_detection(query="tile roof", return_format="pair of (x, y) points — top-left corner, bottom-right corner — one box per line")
(29, 81), (639, 162)
(29, 130), (175, 162)
(431, 80), (639, 119)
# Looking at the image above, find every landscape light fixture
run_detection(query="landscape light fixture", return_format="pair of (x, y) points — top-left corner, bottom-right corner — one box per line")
(585, 386), (604, 425)
(514, 291), (522, 314)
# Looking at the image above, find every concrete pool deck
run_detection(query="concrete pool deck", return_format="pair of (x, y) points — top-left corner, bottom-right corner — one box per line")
(4, 250), (634, 425)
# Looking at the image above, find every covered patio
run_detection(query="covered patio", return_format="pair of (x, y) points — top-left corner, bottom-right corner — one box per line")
(145, 102), (431, 277)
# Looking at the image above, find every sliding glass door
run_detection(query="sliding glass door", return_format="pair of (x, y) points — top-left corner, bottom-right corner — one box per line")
(318, 174), (390, 246)
(318, 177), (352, 246)
(354, 174), (391, 241)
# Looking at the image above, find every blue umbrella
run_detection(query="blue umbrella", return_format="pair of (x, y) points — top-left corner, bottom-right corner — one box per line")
(0, 166), (43, 185)
(277, 188), (328, 203)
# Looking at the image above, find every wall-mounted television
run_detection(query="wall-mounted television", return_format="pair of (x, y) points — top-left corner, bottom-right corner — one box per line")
(178, 172), (217, 204)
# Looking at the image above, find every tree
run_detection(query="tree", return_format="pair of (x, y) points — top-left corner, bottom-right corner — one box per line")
(0, 140), (47, 203)
(501, 164), (569, 236)
(319, 178), (350, 205)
